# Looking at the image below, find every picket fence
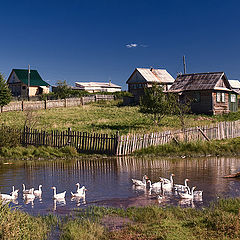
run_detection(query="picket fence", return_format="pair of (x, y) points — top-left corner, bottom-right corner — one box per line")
(1, 120), (240, 155)
(22, 127), (118, 155)
(116, 120), (240, 155)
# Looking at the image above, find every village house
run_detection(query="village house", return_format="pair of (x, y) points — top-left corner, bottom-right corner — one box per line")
(169, 72), (239, 115)
(7, 69), (50, 97)
(74, 81), (121, 93)
(126, 68), (175, 103)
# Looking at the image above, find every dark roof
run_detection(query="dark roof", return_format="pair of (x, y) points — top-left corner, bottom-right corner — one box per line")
(13, 69), (49, 86)
(169, 72), (230, 92)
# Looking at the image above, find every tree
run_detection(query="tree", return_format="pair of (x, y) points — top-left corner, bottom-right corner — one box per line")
(53, 80), (88, 99)
(171, 94), (192, 130)
(0, 73), (11, 108)
(139, 84), (175, 125)
(54, 80), (71, 99)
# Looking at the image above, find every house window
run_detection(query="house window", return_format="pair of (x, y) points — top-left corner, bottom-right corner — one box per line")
(231, 94), (236, 102)
(194, 92), (201, 103)
(216, 92), (226, 102)
(216, 92), (221, 102)
(221, 93), (225, 102)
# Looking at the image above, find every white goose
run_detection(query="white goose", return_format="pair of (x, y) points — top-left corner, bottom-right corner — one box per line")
(160, 174), (175, 184)
(178, 186), (196, 199)
(174, 179), (189, 192)
(0, 193), (16, 200)
(71, 186), (87, 198)
(10, 186), (19, 198)
(146, 179), (163, 190)
(160, 174), (175, 191)
(22, 184), (34, 194)
(34, 185), (42, 196)
(23, 188), (35, 200)
(51, 187), (66, 199)
(132, 175), (149, 187)
(75, 183), (80, 191)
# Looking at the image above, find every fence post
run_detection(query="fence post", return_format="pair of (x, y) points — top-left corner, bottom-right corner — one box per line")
(115, 131), (120, 155)
(68, 127), (72, 145)
(44, 100), (47, 109)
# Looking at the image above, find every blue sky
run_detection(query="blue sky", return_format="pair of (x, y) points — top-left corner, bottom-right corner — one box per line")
(1, 0), (240, 90)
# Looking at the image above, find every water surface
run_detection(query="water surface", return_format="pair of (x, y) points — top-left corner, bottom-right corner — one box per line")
(0, 156), (240, 215)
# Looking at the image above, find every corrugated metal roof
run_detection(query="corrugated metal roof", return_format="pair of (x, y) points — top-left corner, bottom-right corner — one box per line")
(13, 69), (49, 86)
(136, 68), (175, 83)
(229, 80), (240, 89)
(75, 82), (121, 88)
(169, 72), (231, 92)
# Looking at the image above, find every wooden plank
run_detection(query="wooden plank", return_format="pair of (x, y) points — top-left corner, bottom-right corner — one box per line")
(198, 128), (210, 141)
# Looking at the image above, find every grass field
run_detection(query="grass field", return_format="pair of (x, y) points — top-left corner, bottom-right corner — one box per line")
(0, 100), (239, 135)
(60, 198), (240, 240)
(0, 202), (51, 239)
(2, 198), (240, 239)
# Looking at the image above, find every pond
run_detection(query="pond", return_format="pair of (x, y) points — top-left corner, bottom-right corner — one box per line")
(0, 156), (240, 215)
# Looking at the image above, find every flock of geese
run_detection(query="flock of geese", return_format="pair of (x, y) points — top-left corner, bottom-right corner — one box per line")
(0, 183), (87, 207)
(132, 174), (203, 203)
(0, 174), (202, 209)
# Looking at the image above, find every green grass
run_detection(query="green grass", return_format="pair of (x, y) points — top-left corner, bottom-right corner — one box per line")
(1, 100), (239, 135)
(2, 198), (240, 240)
(0, 146), (82, 160)
(60, 198), (240, 240)
(134, 137), (240, 157)
(0, 202), (50, 240)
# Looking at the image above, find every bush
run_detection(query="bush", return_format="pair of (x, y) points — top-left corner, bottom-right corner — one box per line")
(0, 126), (21, 148)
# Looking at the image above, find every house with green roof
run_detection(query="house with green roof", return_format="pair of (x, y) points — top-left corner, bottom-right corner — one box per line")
(7, 69), (50, 97)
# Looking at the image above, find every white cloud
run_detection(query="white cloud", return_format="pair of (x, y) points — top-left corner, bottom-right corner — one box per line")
(125, 43), (148, 48)
(126, 43), (138, 48)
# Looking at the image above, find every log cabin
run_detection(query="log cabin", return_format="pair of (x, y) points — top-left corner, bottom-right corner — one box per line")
(169, 72), (238, 115)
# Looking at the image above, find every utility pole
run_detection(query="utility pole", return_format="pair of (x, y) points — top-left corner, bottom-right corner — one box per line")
(183, 55), (186, 74)
(28, 65), (30, 100)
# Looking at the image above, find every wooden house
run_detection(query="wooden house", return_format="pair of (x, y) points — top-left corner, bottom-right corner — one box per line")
(169, 72), (238, 115)
(7, 69), (50, 97)
(74, 81), (121, 93)
(126, 68), (175, 103)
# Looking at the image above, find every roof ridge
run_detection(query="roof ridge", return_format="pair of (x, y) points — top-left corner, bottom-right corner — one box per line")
(179, 71), (224, 76)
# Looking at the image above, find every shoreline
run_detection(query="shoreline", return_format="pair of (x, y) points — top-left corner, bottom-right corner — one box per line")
(2, 198), (240, 239)
(0, 137), (239, 160)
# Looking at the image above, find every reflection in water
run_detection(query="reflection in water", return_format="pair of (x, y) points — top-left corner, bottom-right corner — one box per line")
(71, 196), (86, 206)
(24, 198), (35, 208)
(0, 156), (239, 215)
(53, 199), (66, 211)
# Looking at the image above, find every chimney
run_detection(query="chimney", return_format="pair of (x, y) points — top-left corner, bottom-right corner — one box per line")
(150, 67), (153, 72)
(109, 79), (111, 86)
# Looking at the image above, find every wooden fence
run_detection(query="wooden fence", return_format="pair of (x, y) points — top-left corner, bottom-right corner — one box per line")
(22, 127), (118, 155)
(0, 95), (115, 113)
(115, 120), (240, 155)
(1, 120), (240, 155)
